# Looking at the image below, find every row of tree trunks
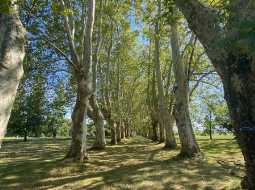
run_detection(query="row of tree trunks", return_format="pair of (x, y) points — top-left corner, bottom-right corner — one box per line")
(0, 6), (26, 148)
(108, 119), (132, 144)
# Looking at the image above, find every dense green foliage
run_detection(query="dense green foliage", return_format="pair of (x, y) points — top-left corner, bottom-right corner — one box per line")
(5, 0), (231, 140)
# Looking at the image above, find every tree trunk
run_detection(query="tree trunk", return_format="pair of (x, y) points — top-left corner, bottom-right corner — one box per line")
(171, 20), (200, 157)
(66, 79), (89, 161)
(154, 4), (177, 148)
(158, 123), (165, 143)
(94, 115), (105, 148)
(129, 128), (133, 137)
(209, 111), (212, 140)
(165, 114), (176, 148)
(223, 57), (255, 190)
(116, 121), (121, 143)
(66, 0), (95, 162)
(121, 123), (125, 139)
(90, 95), (106, 149)
(23, 128), (28, 142)
(151, 119), (158, 141)
(209, 125), (212, 140)
(124, 123), (129, 138)
(0, 10), (26, 148)
(110, 120), (117, 145)
(53, 127), (57, 139)
(90, 0), (105, 150)
(126, 126), (131, 138)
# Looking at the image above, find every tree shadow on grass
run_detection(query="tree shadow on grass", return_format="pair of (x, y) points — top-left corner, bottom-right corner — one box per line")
(0, 158), (240, 190)
(0, 136), (242, 190)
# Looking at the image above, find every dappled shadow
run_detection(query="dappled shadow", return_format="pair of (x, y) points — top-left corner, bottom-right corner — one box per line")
(0, 136), (243, 190)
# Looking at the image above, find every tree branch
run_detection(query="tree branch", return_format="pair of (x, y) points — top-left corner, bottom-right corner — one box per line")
(82, 0), (95, 74)
(189, 70), (219, 97)
(173, 0), (226, 76)
(60, 0), (80, 65)
(41, 35), (78, 71)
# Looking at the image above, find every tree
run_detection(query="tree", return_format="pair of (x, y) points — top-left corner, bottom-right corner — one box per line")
(0, 1), (26, 148)
(39, 0), (97, 161)
(49, 81), (67, 139)
(62, 0), (96, 161)
(26, 71), (46, 138)
(154, 0), (177, 148)
(173, 0), (255, 188)
(203, 112), (213, 140)
(89, 0), (106, 149)
(170, 18), (200, 157)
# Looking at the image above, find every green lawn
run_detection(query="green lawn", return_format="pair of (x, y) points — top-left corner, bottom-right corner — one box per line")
(0, 135), (243, 190)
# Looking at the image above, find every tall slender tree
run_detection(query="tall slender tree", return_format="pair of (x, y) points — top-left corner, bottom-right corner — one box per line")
(170, 18), (200, 157)
(90, 0), (106, 149)
(58, 0), (96, 161)
(154, 0), (176, 148)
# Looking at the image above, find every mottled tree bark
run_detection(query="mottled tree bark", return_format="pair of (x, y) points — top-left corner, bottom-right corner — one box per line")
(90, 0), (106, 149)
(209, 110), (212, 140)
(174, 0), (255, 188)
(124, 122), (129, 138)
(223, 57), (255, 190)
(121, 123), (125, 139)
(149, 56), (159, 142)
(151, 118), (158, 141)
(66, 79), (89, 161)
(171, 20), (200, 156)
(125, 123), (131, 138)
(103, 30), (116, 145)
(116, 121), (121, 143)
(65, 0), (95, 161)
(158, 122), (165, 143)
(154, 4), (177, 148)
(90, 95), (106, 149)
(0, 8), (26, 148)
(110, 120), (117, 145)
(165, 114), (176, 148)
(115, 53), (122, 143)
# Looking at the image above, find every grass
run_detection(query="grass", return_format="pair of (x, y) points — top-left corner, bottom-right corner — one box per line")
(0, 135), (244, 190)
